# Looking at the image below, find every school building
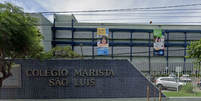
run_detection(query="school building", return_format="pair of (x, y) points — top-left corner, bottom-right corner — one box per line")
(30, 13), (201, 75)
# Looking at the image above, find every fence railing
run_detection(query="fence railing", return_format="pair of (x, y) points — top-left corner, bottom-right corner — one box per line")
(132, 61), (198, 74)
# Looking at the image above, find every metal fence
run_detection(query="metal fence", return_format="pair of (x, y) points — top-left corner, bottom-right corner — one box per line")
(133, 61), (196, 74)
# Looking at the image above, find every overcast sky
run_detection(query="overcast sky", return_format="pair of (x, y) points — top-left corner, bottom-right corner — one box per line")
(1, 0), (201, 24)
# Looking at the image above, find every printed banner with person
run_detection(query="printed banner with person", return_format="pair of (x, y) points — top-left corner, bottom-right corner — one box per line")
(153, 29), (164, 56)
(97, 28), (109, 55)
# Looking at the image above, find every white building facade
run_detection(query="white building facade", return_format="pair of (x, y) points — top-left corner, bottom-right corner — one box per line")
(31, 14), (201, 74)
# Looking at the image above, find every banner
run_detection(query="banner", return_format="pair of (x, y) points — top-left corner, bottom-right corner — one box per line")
(97, 28), (109, 55)
(153, 29), (164, 56)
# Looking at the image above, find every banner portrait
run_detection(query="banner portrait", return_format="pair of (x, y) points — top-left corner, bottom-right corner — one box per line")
(153, 29), (164, 56)
(97, 28), (109, 55)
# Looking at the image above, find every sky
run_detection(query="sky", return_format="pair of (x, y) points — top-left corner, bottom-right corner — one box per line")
(1, 0), (201, 25)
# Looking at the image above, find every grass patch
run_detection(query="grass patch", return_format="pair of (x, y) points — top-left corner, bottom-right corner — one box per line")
(163, 91), (201, 97)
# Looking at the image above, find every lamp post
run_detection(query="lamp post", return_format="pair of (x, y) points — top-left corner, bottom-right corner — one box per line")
(80, 43), (83, 59)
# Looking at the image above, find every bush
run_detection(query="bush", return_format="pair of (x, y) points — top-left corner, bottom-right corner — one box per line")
(181, 83), (195, 93)
(189, 74), (200, 77)
(50, 46), (82, 59)
(175, 74), (182, 77)
(153, 74), (169, 77)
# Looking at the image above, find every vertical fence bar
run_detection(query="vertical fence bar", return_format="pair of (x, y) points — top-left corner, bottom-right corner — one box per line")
(184, 32), (187, 74)
(112, 32), (113, 59)
(53, 18), (56, 47)
(130, 31), (132, 61)
(92, 31), (94, 59)
(112, 31), (113, 59)
(149, 32), (151, 74)
(166, 32), (169, 74)
(71, 19), (74, 50)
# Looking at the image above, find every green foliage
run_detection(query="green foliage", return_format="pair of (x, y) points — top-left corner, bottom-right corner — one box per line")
(49, 46), (82, 59)
(175, 74), (183, 77)
(189, 74), (200, 77)
(186, 39), (201, 71)
(163, 91), (201, 97)
(181, 83), (195, 93)
(154, 74), (169, 77)
(0, 2), (46, 60)
(0, 2), (50, 84)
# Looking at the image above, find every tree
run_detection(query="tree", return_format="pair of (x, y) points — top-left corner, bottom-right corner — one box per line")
(50, 46), (82, 59)
(0, 2), (52, 87)
(186, 38), (201, 75)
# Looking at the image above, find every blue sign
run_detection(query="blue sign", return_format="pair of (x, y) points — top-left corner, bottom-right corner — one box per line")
(97, 47), (109, 55)
(154, 49), (164, 56)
